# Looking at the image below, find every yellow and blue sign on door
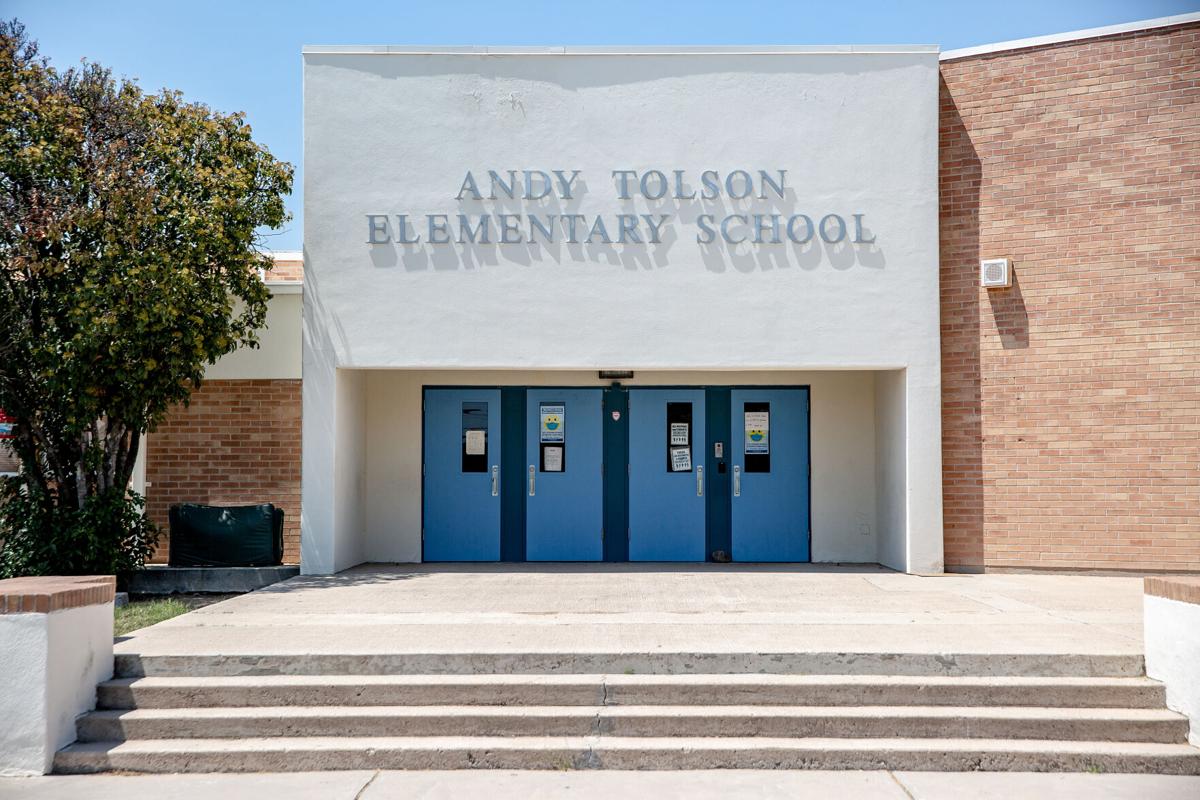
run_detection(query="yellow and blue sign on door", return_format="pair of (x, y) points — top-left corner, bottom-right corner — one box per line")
(540, 404), (565, 443)
(744, 410), (770, 454)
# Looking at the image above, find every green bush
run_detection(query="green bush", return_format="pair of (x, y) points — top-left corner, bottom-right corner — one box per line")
(0, 478), (159, 578)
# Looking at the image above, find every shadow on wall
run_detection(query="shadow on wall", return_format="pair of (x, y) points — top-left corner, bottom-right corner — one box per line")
(938, 75), (985, 571)
(988, 267), (1029, 349)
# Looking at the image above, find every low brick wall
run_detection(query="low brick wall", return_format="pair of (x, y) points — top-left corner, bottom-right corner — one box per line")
(1145, 576), (1200, 605)
(0, 575), (115, 614)
(145, 379), (302, 564)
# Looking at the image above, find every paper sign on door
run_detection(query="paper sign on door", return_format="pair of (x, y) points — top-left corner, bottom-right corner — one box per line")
(744, 411), (770, 455)
(542, 445), (563, 472)
(540, 404), (565, 443)
(670, 447), (692, 472)
(670, 422), (689, 446)
(464, 429), (486, 456)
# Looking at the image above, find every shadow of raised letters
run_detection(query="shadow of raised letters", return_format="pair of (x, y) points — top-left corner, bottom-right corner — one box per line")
(365, 167), (887, 273)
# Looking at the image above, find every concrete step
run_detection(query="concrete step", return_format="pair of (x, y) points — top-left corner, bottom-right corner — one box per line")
(53, 735), (1200, 774)
(112, 651), (1146, 678)
(96, 674), (1169, 711)
(75, 704), (1190, 744)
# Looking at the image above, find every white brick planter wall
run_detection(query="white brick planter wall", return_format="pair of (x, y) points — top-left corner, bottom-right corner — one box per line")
(0, 576), (115, 775)
(1145, 577), (1200, 746)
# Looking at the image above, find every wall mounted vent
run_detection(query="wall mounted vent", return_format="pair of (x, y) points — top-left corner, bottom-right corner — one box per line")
(980, 257), (1011, 289)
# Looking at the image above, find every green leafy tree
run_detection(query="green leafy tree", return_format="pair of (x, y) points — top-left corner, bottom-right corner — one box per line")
(0, 20), (293, 577)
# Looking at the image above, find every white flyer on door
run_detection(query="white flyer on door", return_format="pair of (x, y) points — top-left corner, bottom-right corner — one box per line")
(542, 445), (563, 472)
(670, 446), (692, 472)
(464, 429), (486, 455)
(670, 422), (689, 446)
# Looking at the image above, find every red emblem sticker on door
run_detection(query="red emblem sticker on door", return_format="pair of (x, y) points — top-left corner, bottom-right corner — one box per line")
(611, 411), (621, 421)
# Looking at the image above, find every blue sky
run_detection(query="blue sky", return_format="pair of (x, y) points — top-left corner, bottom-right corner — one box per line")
(8, 0), (1197, 251)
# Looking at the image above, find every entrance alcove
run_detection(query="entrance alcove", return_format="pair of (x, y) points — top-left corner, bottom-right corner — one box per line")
(304, 368), (919, 572)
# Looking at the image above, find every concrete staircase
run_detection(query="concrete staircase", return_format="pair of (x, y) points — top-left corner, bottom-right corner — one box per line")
(55, 653), (1200, 774)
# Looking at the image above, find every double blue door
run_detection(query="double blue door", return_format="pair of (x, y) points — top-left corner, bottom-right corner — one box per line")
(422, 386), (809, 562)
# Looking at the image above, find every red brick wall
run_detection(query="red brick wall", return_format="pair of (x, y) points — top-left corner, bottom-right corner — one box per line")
(939, 23), (1200, 572)
(266, 256), (304, 283)
(145, 380), (302, 564)
(0, 443), (17, 474)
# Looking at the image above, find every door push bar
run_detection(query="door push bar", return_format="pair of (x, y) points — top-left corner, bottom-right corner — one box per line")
(696, 465), (704, 497)
(491, 465), (499, 497)
(528, 464), (536, 496)
(733, 465), (741, 497)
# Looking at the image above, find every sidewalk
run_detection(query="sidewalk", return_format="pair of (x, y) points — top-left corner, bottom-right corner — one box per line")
(4, 770), (1200, 799)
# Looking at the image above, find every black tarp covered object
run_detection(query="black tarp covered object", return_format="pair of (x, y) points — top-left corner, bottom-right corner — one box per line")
(168, 503), (284, 567)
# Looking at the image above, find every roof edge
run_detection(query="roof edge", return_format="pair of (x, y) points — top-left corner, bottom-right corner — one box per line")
(940, 11), (1200, 61)
(302, 44), (939, 56)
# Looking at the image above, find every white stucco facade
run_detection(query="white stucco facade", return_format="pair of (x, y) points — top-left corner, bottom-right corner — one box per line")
(301, 46), (943, 574)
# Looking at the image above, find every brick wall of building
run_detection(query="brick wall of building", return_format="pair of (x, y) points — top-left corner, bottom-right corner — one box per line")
(266, 255), (304, 283)
(939, 22), (1200, 572)
(145, 379), (302, 564)
(0, 444), (18, 474)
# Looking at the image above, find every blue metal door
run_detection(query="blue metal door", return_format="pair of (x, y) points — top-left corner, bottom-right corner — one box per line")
(422, 388), (502, 561)
(628, 389), (707, 561)
(525, 388), (604, 561)
(730, 388), (810, 562)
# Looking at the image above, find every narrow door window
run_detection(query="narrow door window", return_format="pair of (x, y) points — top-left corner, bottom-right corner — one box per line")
(666, 401), (694, 472)
(743, 401), (770, 473)
(461, 401), (488, 472)
(539, 402), (566, 472)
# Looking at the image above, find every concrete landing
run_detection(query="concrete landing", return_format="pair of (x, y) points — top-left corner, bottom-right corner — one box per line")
(113, 564), (1145, 671)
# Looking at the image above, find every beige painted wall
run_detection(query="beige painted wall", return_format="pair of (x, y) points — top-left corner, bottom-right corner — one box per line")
(875, 369), (908, 571)
(205, 288), (302, 380)
(362, 369), (881, 564)
(334, 368), (367, 570)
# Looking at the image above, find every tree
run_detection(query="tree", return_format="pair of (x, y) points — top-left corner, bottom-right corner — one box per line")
(0, 20), (293, 577)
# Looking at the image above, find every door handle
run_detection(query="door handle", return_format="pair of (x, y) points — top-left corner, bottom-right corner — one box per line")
(528, 465), (536, 496)
(733, 465), (741, 497)
(696, 465), (704, 497)
(491, 465), (499, 497)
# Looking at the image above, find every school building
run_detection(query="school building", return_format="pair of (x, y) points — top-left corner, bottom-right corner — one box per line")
(133, 13), (1198, 576)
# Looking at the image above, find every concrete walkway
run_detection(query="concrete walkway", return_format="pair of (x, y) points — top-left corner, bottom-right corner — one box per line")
(4, 770), (1199, 799)
(114, 564), (1145, 660)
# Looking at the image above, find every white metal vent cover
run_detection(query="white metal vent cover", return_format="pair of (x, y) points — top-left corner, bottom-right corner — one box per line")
(980, 257), (1012, 289)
